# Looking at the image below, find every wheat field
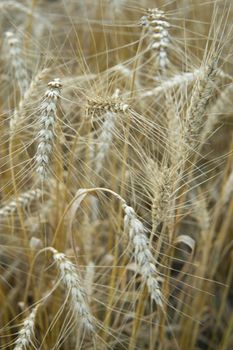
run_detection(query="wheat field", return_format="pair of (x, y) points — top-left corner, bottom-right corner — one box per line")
(0, 0), (232, 349)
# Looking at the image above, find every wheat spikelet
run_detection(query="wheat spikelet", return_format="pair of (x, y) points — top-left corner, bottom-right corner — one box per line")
(13, 305), (38, 350)
(95, 111), (116, 174)
(122, 202), (163, 307)
(11, 69), (49, 131)
(87, 96), (129, 114)
(170, 56), (219, 171)
(150, 165), (172, 233)
(5, 31), (29, 97)
(140, 68), (230, 99)
(49, 247), (95, 333)
(35, 78), (62, 180)
(185, 56), (218, 150)
(0, 189), (42, 218)
(88, 93), (128, 174)
(140, 8), (170, 71)
(142, 69), (202, 97)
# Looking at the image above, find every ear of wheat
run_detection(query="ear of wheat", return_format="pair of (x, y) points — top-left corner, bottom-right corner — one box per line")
(140, 8), (170, 70)
(13, 306), (38, 350)
(35, 78), (62, 180)
(122, 202), (163, 307)
(0, 189), (42, 218)
(5, 31), (29, 97)
(49, 247), (95, 333)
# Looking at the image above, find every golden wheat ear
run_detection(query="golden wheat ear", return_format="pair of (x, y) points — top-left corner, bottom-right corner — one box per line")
(5, 31), (29, 98)
(48, 247), (95, 333)
(13, 305), (39, 350)
(140, 8), (171, 72)
(35, 78), (62, 181)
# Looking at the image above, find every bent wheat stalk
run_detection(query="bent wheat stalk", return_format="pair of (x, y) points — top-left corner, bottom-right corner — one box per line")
(56, 188), (163, 308)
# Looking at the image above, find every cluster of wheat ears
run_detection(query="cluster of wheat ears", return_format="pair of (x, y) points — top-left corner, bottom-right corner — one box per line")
(0, 0), (232, 349)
